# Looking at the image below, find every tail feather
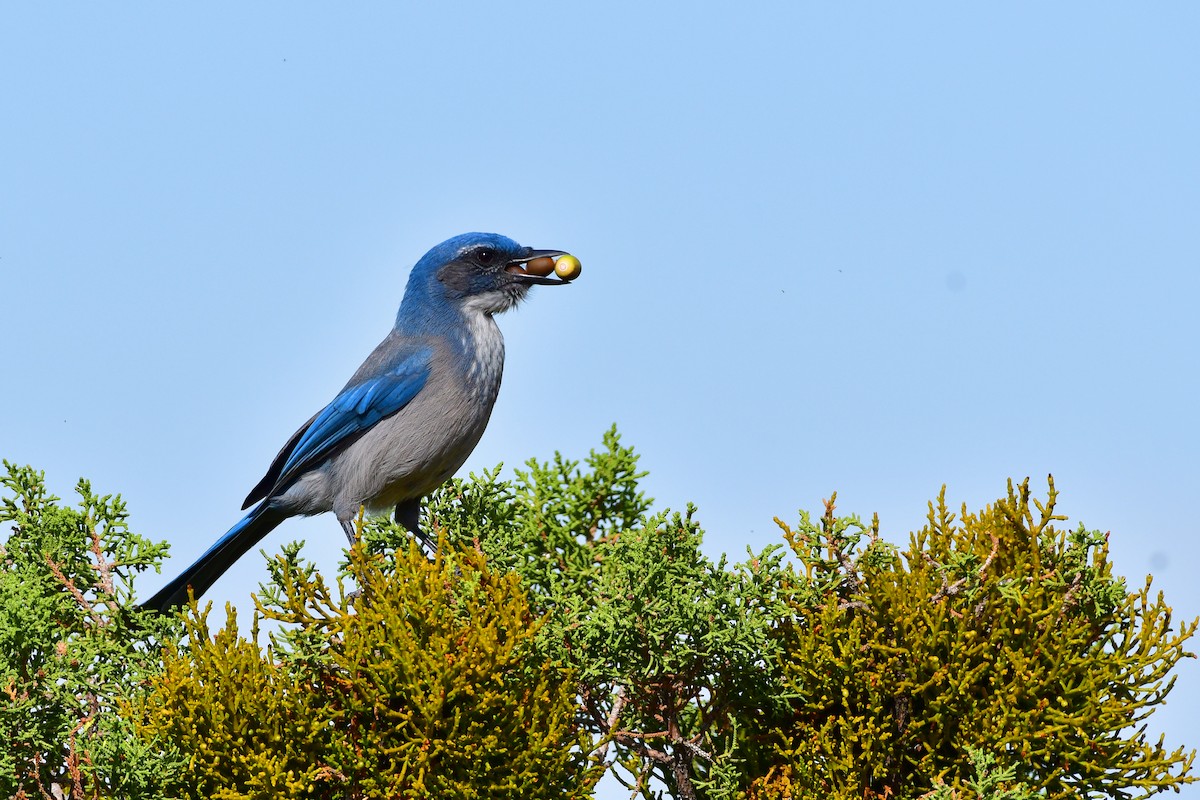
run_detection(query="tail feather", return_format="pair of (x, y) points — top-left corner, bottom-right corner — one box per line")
(140, 504), (288, 613)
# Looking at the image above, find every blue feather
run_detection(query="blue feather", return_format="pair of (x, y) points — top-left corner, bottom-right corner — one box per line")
(274, 347), (433, 485)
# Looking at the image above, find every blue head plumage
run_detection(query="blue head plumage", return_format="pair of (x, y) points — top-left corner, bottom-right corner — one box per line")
(395, 232), (567, 333)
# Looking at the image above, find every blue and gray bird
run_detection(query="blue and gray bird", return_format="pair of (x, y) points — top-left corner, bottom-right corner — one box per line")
(142, 232), (572, 612)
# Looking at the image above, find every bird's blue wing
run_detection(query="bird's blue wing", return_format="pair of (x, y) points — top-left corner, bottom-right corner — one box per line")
(268, 346), (433, 492)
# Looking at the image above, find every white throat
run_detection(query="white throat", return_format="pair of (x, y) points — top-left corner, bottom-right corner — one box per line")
(459, 295), (507, 398)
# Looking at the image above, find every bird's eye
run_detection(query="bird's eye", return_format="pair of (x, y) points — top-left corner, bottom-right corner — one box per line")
(475, 248), (495, 265)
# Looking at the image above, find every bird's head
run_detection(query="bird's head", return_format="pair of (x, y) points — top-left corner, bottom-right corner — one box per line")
(397, 232), (570, 329)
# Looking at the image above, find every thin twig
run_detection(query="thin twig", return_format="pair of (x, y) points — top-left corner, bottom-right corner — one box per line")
(44, 556), (104, 628)
(592, 685), (627, 765)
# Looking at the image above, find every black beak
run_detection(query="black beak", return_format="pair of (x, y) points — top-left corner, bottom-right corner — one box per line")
(506, 247), (572, 285)
(510, 248), (568, 263)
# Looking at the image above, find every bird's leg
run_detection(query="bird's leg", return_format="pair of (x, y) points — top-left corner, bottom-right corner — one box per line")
(340, 507), (367, 605)
(339, 514), (358, 545)
(395, 497), (434, 554)
(393, 497), (421, 533)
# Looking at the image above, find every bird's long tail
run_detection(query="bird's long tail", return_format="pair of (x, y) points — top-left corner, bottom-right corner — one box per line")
(140, 503), (288, 613)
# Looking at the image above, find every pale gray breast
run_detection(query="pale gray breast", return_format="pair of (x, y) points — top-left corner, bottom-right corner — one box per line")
(333, 314), (507, 514)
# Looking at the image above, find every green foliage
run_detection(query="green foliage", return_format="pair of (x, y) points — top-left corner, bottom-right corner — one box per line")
(0, 461), (182, 799)
(136, 538), (592, 799)
(418, 427), (791, 798)
(919, 748), (1039, 800)
(743, 479), (1197, 800)
(422, 425), (655, 599)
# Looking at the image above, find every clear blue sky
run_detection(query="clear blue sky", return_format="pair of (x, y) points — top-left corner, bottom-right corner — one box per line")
(3, 4), (1198, 794)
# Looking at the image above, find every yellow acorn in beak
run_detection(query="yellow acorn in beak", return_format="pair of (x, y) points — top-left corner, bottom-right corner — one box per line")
(554, 254), (582, 281)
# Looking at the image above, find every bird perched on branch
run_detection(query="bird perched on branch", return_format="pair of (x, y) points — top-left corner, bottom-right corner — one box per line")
(142, 232), (574, 612)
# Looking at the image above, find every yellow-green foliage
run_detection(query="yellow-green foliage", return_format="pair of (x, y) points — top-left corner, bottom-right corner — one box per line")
(136, 607), (329, 800)
(136, 540), (591, 799)
(306, 542), (591, 798)
(746, 478), (1197, 800)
